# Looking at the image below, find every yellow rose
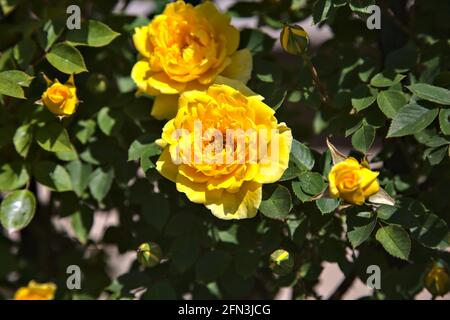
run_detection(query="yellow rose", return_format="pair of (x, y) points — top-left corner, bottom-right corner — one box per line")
(131, 0), (252, 120)
(328, 157), (380, 205)
(156, 80), (292, 220)
(14, 281), (56, 300)
(41, 75), (78, 117)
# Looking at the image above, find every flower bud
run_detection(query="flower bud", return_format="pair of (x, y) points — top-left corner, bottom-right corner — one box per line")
(280, 24), (309, 56)
(14, 281), (57, 300)
(137, 242), (162, 268)
(41, 74), (78, 117)
(425, 260), (450, 297)
(269, 249), (294, 276)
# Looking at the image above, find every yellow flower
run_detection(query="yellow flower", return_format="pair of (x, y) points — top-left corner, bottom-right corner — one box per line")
(131, 0), (252, 120)
(41, 75), (78, 117)
(156, 79), (292, 220)
(14, 281), (57, 300)
(328, 157), (380, 205)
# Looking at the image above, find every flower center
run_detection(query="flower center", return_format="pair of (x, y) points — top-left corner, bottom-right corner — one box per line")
(48, 85), (70, 104)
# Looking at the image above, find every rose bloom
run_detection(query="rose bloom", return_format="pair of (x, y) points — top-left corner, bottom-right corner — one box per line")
(14, 281), (56, 300)
(328, 157), (380, 205)
(131, 0), (252, 120)
(156, 80), (292, 220)
(41, 75), (78, 117)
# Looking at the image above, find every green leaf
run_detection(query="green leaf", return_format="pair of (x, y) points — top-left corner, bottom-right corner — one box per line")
(71, 205), (93, 244)
(349, 0), (375, 13)
(38, 19), (65, 51)
(36, 122), (72, 153)
(375, 225), (411, 261)
(290, 140), (314, 171)
(279, 161), (301, 181)
(128, 134), (160, 161)
(385, 43), (419, 72)
(140, 151), (156, 173)
(411, 212), (449, 249)
(14, 38), (36, 66)
(239, 29), (275, 54)
(376, 205), (397, 220)
(66, 20), (120, 47)
(13, 124), (33, 157)
(89, 167), (114, 203)
(351, 84), (377, 112)
(0, 74), (25, 99)
(259, 184), (292, 219)
(424, 146), (447, 166)
(66, 160), (92, 197)
(196, 250), (231, 283)
(97, 107), (124, 136)
(55, 145), (78, 162)
(297, 172), (325, 196)
(376, 90), (407, 119)
(292, 180), (312, 202)
(33, 161), (73, 191)
(370, 70), (405, 88)
(439, 109), (450, 135)
(0, 190), (36, 232)
(0, 162), (29, 191)
(358, 58), (378, 83)
(414, 129), (448, 147)
(0, 0), (19, 15)
(347, 212), (376, 248)
(74, 119), (96, 144)
(351, 124), (375, 153)
(387, 103), (439, 137)
(407, 83), (450, 105)
(316, 197), (340, 214)
(46, 43), (87, 74)
(313, 0), (333, 24)
(0, 70), (33, 87)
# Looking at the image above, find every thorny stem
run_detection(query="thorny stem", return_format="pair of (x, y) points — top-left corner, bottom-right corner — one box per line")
(302, 53), (331, 107)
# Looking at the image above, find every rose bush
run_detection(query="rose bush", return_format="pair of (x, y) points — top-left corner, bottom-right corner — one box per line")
(0, 0), (449, 300)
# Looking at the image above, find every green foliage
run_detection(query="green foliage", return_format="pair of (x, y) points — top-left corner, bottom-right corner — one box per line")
(0, 190), (36, 232)
(0, 0), (449, 301)
(46, 43), (87, 74)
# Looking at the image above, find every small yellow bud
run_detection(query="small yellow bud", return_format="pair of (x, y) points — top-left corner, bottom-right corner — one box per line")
(137, 242), (162, 268)
(41, 74), (78, 117)
(280, 24), (309, 56)
(14, 281), (57, 300)
(269, 249), (294, 276)
(425, 260), (450, 297)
